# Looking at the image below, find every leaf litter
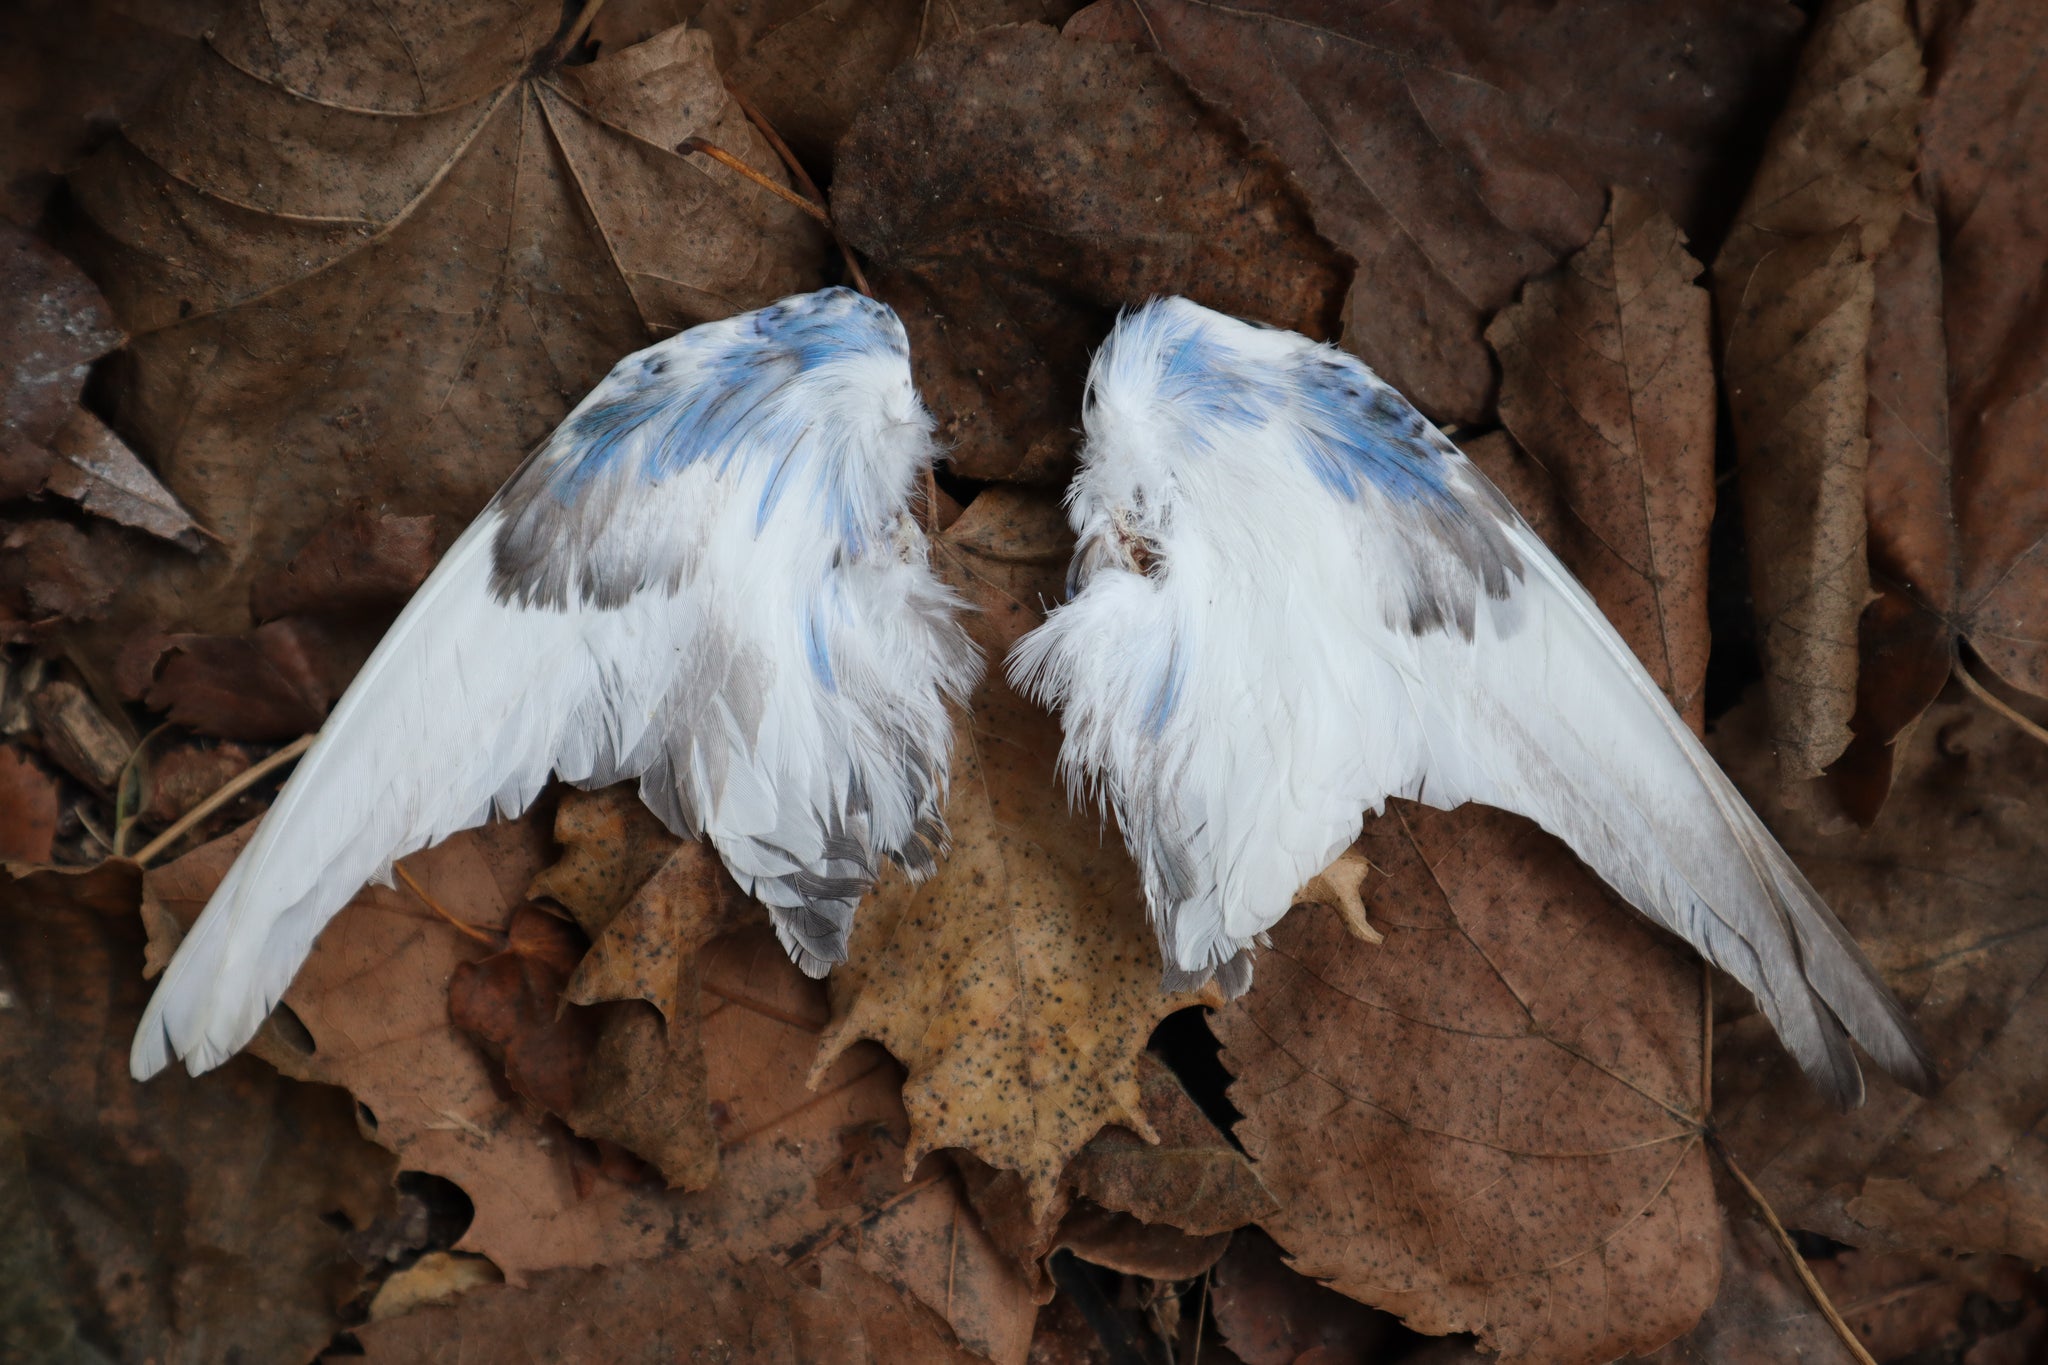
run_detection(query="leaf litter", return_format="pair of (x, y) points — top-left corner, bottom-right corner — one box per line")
(4, 0), (2048, 1360)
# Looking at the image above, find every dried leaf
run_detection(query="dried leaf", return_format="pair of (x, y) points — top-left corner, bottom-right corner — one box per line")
(139, 819), (1040, 1362)
(1711, 695), (2048, 1266)
(814, 487), (1217, 1216)
(667, 0), (1083, 166)
(1711, 0), (1924, 780)
(67, 6), (823, 670)
(448, 904), (596, 1118)
(366, 1250), (504, 1321)
(0, 0), (214, 226)
(1838, 0), (2048, 814)
(138, 741), (251, 825)
(1051, 1204), (1228, 1282)
(1068, 0), (1802, 424)
(1485, 188), (1716, 729)
(43, 407), (206, 550)
(0, 861), (394, 1364)
(1065, 1054), (1275, 1239)
(0, 745), (59, 863)
(356, 1249), (985, 1363)
(0, 224), (125, 498)
(0, 520), (126, 631)
(1217, 814), (1718, 1364)
(1211, 1228), (1398, 1365)
(250, 511), (437, 622)
(139, 619), (344, 741)
(834, 23), (1347, 482)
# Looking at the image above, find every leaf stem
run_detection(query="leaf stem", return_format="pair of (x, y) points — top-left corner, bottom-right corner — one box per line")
(1954, 657), (2048, 747)
(681, 138), (833, 224)
(1711, 1134), (1876, 1365)
(133, 733), (313, 867)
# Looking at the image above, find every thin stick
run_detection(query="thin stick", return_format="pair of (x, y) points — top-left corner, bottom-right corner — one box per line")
(540, 0), (611, 68)
(395, 862), (500, 947)
(1712, 1136), (1877, 1365)
(680, 138), (832, 224)
(724, 87), (875, 298)
(133, 734), (313, 867)
(1955, 657), (2048, 746)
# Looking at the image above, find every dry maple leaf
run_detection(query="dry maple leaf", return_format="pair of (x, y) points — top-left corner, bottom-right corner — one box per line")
(66, 0), (823, 668)
(1710, 694), (2048, 1268)
(1483, 188), (1716, 730)
(138, 815), (1041, 1361)
(833, 22), (1348, 482)
(813, 487), (1220, 1218)
(0, 861), (394, 1365)
(1711, 0), (1924, 782)
(1068, 0), (1803, 425)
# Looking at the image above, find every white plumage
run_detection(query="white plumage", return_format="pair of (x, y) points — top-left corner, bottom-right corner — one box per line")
(133, 288), (980, 1079)
(1010, 297), (1933, 1107)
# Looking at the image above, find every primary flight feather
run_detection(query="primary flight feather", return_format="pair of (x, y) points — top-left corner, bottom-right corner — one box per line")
(133, 287), (980, 1080)
(1009, 296), (1934, 1108)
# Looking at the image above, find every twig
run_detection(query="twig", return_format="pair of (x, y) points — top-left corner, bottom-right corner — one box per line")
(133, 734), (313, 867)
(539, 0), (610, 68)
(680, 138), (832, 224)
(1955, 657), (2048, 747)
(703, 91), (876, 298)
(1711, 1135), (1877, 1365)
(394, 862), (501, 946)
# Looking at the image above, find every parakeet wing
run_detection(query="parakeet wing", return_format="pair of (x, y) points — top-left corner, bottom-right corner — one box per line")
(1011, 296), (1930, 1108)
(133, 288), (979, 1079)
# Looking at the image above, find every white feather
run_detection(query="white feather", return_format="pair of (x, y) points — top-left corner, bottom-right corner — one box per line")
(133, 289), (980, 1079)
(1011, 297), (1932, 1108)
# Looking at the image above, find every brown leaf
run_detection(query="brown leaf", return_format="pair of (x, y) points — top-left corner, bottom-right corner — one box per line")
(1068, 0), (1803, 425)
(1485, 188), (1716, 730)
(833, 23), (1347, 482)
(448, 903), (596, 1117)
(0, 861), (395, 1364)
(1066, 1053), (1276, 1239)
(1804, 1247), (2044, 1365)
(0, 224), (125, 498)
(1624, 1168), (1860, 1364)
(1211, 1227), (1398, 1365)
(250, 510), (437, 622)
(0, 744), (59, 863)
(355, 1249), (985, 1363)
(1837, 0), (2048, 815)
(139, 818), (1040, 1361)
(1216, 813), (1718, 1364)
(0, 520), (126, 631)
(139, 619), (343, 741)
(42, 407), (207, 550)
(138, 741), (251, 825)
(1711, 0), (1924, 781)
(1711, 694), (2048, 1266)
(67, 6), (823, 671)
(1051, 1203), (1229, 1283)
(0, 0), (214, 226)
(662, 0), (1083, 167)
(814, 486), (1218, 1216)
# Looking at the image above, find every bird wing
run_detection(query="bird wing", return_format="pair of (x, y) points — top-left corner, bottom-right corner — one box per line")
(133, 288), (979, 1079)
(1011, 296), (1930, 1108)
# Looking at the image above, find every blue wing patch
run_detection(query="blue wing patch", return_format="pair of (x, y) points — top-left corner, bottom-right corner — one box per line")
(489, 289), (913, 611)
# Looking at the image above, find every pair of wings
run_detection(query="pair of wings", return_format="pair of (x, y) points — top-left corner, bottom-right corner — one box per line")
(134, 287), (1929, 1111)
(131, 289), (979, 1079)
(1010, 297), (1933, 1109)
